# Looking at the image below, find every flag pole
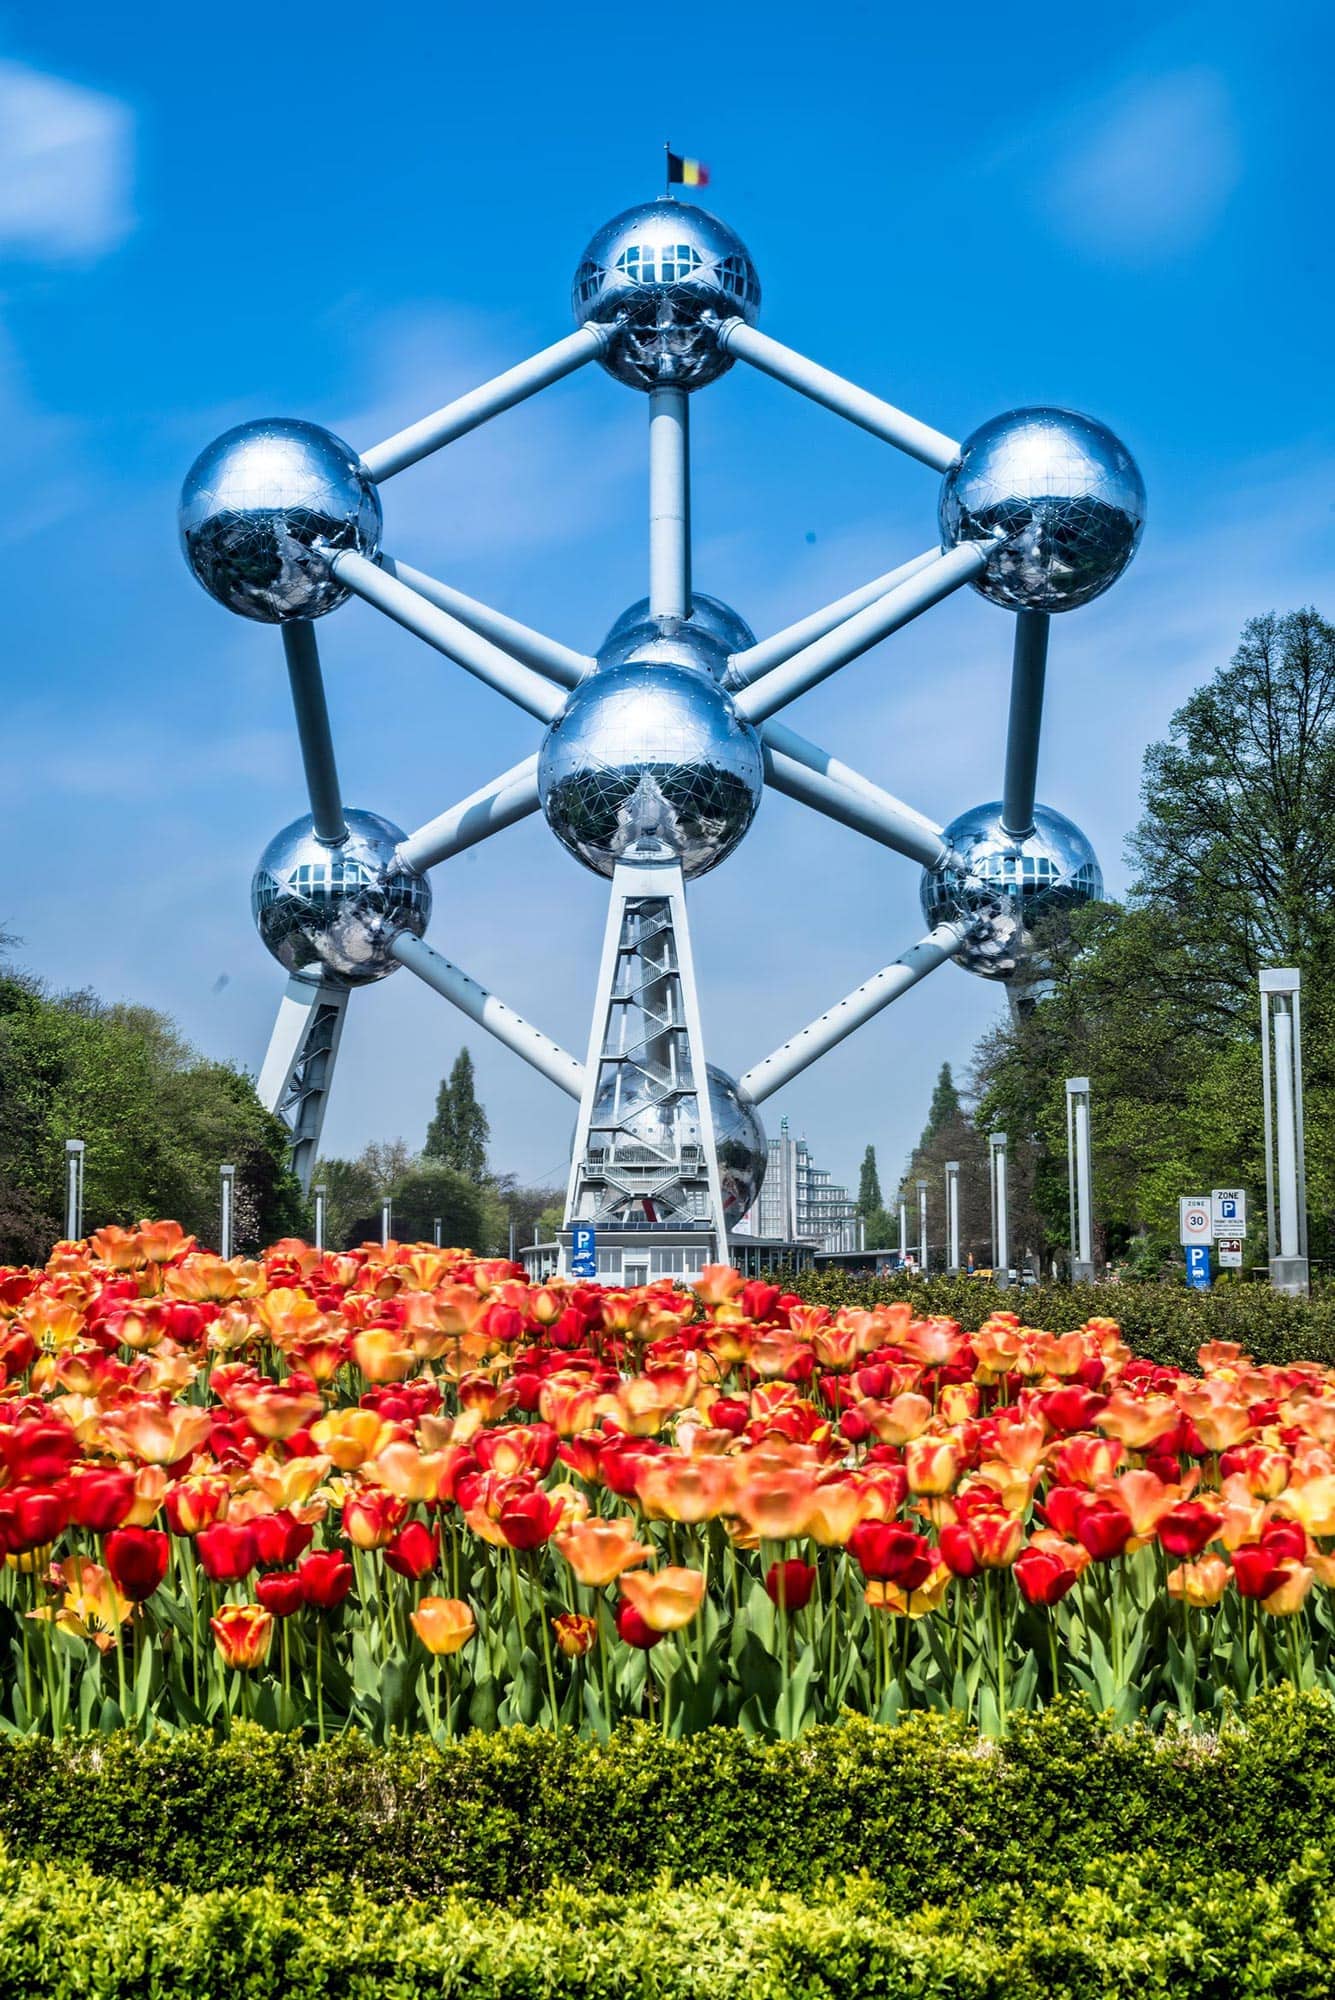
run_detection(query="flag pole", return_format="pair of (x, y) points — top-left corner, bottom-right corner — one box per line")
(664, 140), (671, 198)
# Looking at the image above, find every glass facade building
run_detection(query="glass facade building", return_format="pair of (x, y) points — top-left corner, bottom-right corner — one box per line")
(737, 1118), (864, 1253)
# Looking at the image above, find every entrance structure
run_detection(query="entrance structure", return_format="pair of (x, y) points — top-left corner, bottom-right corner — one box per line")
(178, 195), (1145, 1277)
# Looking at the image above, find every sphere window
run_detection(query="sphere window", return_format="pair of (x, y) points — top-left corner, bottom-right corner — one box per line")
(614, 242), (703, 286)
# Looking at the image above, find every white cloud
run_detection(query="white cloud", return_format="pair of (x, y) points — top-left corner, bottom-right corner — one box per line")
(1042, 68), (1241, 263)
(0, 59), (133, 261)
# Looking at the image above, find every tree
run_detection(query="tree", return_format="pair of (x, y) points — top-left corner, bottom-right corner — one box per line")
(424, 1050), (489, 1182)
(857, 1146), (883, 1215)
(902, 1067), (990, 1272)
(920, 1064), (962, 1151)
(387, 1161), (489, 1252)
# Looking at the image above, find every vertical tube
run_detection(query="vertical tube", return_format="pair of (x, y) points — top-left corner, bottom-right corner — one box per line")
(1000, 611), (1049, 839)
(1075, 1099), (1093, 1269)
(649, 387), (690, 621)
(219, 1164), (235, 1260)
(1273, 1000), (1299, 1258)
(897, 1196), (908, 1263)
(282, 623), (347, 845)
(917, 1180), (928, 1273)
(990, 1134), (1010, 1286)
(434, 1218), (443, 1249)
(313, 1183), (326, 1254)
(64, 1140), (84, 1241)
(381, 1197), (392, 1248)
(945, 1162), (960, 1272)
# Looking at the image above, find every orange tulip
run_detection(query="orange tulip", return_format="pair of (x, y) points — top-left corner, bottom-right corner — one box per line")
(102, 1402), (214, 1467)
(806, 1478), (868, 1546)
(732, 1468), (818, 1542)
(1262, 1560), (1314, 1617)
(552, 1611), (598, 1658)
(554, 1517), (654, 1588)
(619, 1566), (706, 1633)
(411, 1596), (476, 1655)
(350, 1328), (417, 1384)
(636, 1455), (737, 1524)
(903, 1435), (963, 1495)
(1166, 1556), (1230, 1608)
(310, 1408), (398, 1471)
(864, 1560), (952, 1617)
(866, 1393), (933, 1446)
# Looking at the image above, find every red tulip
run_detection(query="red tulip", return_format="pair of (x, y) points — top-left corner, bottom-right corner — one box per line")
(255, 1570), (305, 1618)
(1013, 1545), (1081, 1608)
(1157, 1501), (1221, 1560)
(67, 1467), (136, 1534)
(938, 1521), (979, 1578)
(384, 1521), (439, 1581)
(4, 1486), (70, 1552)
(1260, 1517), (1307, 1564)
(1, 1420), (79, 1484)
(615, 1599), (662, 1649)
(298, 1549), (354, 1611)
(251, 1509), (316, 1568)
(196, 1521), (258, 1584)
(1231, 1543), (1286, 1600)
(764, 1559), (816, 1611)
(498, 1487), (562, 1550)
(1075, 1500), (1134, 1563)
(848, 1522), (935, 1590)
(105, 1526), (169, 1602)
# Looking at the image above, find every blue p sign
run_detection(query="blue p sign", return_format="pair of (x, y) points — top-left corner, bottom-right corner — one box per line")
(1185, 1244), (1211, 1290)
(570, 1222), (597, 1279)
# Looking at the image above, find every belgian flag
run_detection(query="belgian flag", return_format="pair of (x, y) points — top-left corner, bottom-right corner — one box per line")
(666, 149), (709, 188)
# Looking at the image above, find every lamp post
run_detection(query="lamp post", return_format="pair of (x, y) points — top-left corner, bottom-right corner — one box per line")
(434, 1217), (443, 1248)
(312, 1182), (327, 1253)
(381, 1196), (392, 1248)
(989, 1132), (1010, 1287)
(219, 1163), (236, 1259)
(1065, 1078), (1094, 1282)
(64, 1139), (84, 1242)
(916, 1178), (928, 1275)
(1261, 968), (1309, 1295)
(944, 1160), (960, 1273)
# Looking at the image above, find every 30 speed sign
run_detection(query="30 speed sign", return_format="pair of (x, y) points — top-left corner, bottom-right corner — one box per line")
(1179, 1197), (1212, 1246)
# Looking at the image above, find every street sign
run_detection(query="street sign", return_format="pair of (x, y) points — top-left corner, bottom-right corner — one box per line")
(1179, 1197), (1212, 1247)
(1185, 1244), (1212, 1289)
(1211, 1188), (1247, 1238)
(1217, 1238), (1244, 1269)
(570, 1222), (597, 1279)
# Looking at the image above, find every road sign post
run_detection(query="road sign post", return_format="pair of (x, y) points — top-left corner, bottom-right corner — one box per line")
(1185, 1244), (1212, 1289)
(1179, 1197), (1212, 1247)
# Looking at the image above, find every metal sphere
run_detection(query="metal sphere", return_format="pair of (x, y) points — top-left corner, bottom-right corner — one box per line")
(920, 801), (1103, 981)
(251, 808), (430, 986)
(538, 661), (763, 880)
(179, 418), (382, 623)
(590, 1063), (767, 1224)
(598, 594), (756, 679)
(572, 199), (761, 391)
(938, 408), (1145, 612)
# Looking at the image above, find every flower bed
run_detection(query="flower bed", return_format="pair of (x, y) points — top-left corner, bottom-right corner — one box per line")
(2, 1223), (1335, 1738)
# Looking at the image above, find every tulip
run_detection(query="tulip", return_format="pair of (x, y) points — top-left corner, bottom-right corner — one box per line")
(615, 1599), (663, 1649)
(1262, 1560), (1314, 1617)
(1167, 1556), (1230, 1608)
(848, 1522), (935, 1591)
(1231, 1543), (1288, 1600)
(961, 1508), (1025, 1570)
(864, 1561), (952, 1617)
(298, 1549), (354, 1611)
(1075, 1501), (1134, 1563)
(765, 1559), (816, 1611)
(619, 1566), (706, 1633)
(384, 1521), (439, 1581)
(1, 1420), (79, 1484)
(164, 1474), (231, 1536)
(1013, 1544), (1081, 1608)
(255, 1570), (304, 1618)
(938, 1522), (978, 1578)
(343, 1488), (408, 1551)
(196, 1521), (258, 1585)
(210, 1603), (274, 1670)
(411, 1596), (476, 1654)
(498, 1486), (563, 1550)
(309, 1408), (397, 1471)
(104, 1526), (169, 1602)
(68, 1467), (136, 1534)
(1157, 1500), (1222, 1560)
(552, 1611), (598, 1658)
(5, 1487), (70, 1552)
(103, 1403), (214, 1467)
(903, 1434), (963, 1495)
(250, 1508), (315, 1568)
(554, 1517), (654, 1588)
(732, 1469), (818, 1542)
(636, 1455), (737, 1524)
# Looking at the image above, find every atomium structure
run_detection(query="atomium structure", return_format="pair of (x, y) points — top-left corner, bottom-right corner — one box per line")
(179, 195), (1143, 1280)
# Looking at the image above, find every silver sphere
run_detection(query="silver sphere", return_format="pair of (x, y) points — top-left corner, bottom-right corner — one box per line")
(598, 594), (756, 680)
(572, 199), (760, 391)
(251, 808), (430, 985)
(590, 1063), (767, 1225)
(538, 662), (762, 880)
(179, 418), (381, 623)
(939, 408), (1145, 612)
(920, 802), (1103, 981)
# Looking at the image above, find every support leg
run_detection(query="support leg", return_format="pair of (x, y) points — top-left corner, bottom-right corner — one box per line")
(257, 975), (350, 1194)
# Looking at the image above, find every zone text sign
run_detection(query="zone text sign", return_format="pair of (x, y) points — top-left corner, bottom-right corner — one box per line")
(1179, 1197), (1212, 1247)
(1212, 1189), (1246, 1239)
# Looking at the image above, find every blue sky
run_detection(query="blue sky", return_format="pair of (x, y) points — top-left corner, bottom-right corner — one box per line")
(2, 0), (1332, 1201)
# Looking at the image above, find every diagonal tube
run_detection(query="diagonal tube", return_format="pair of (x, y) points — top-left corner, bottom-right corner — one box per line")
(715, 319), (960, 471)
(398, 754), (541, 873)
(281, 622), (346, 844)
(1000, 609), (1050, 838)
(392, 933), (585, 1100)
(361, 324), (611, 481)
(728, 549), (942, 687)
(735, 541), (991, 724)
(329, 550), (565, 724)
(760, 736), (949, 868)
(739, 923), (968, 1105)
(384, 558), (591, 689)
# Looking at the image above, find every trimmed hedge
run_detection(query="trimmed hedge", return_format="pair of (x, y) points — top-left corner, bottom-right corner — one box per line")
(2, 1691), (1333, 1907)
(784, 1271), (1335, 1370)
(0, 1853), (1331, 1998)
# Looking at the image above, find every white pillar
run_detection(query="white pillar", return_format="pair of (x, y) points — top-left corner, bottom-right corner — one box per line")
(916, 1178), (928, 1273)
(64, 1139), (85, 1242)
(897, 1195), (908, 1264)
(434, 1217), (443, 1248)
(1065, 1078), (1094, 1282)
(312, 1183), (327, 1253)
(1261, 968), (1309, 1294)
(944, 1160), (960, 1272)
(381, 1196), (392, 1248)
(989, 1132), (1010, 1286)
(219, 1163), (236, 1259)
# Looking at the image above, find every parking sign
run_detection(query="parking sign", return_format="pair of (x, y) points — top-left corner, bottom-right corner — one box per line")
(1185, 1245), (1212, 1289)
(1211, 1189), (1246, 1239)
(1179, 1197), (1212, 1247)
(570, 1222), (597, 1279)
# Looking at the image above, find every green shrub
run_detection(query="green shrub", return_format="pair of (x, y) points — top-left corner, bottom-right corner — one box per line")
(0, 1851), (1331, 1998)
(781, 1271), (1335, 1370)
(1, 1691), (1333, 1909)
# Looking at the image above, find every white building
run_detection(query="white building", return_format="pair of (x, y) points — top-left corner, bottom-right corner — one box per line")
(737, 1117), (865, 1253)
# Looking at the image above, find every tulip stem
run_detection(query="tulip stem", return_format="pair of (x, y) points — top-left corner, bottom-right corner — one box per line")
(532, 1556), (560, 1726)
(315, 1621), (325, 1742)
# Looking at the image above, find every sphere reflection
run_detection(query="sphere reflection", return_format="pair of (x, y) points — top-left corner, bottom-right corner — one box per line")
(572, 200), (760, 391)
(920, 801), (1103, 981)
(251, 808), (430, 985)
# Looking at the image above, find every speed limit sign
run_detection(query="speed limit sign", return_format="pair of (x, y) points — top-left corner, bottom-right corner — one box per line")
(1179, 1197), (1212, 1246)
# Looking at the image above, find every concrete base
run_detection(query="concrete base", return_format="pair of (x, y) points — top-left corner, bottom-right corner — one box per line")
(1270, 1255), (1310, 1297)
(1071, 1261), (1095, 1284)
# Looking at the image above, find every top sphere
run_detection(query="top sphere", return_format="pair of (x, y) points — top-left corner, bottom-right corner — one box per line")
(919, 800), (1103, 982)
(179, 418), (382, 623)
(938, 408), (1145, 612)
(538, 661), (763, 880)
(598, 594), (756, 679)
(572, 199), (760, 391)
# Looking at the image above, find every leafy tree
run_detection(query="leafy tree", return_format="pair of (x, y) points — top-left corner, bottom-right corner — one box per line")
(386, 1161), (489, 1252)
(424, 1050), (489, 1182)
